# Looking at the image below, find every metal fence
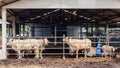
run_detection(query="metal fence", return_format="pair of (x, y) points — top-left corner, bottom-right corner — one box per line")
(6, 34), (120, 59)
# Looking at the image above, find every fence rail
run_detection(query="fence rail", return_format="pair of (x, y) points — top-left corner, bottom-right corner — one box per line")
(6, 35), (120, 59)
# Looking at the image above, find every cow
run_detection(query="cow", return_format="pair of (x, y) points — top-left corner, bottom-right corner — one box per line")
(7, 38), (33, 59)
(102, 45), (117, 57)
(86, 47), (96, 57)
(31, 38), (49, 59)
(7, 38), (49, 59)
(63, 37), (92, 58)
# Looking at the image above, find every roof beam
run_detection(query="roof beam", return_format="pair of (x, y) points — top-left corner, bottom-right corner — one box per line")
(7, 9), (21, 21)
(7, 9), (28, 18)
(83, 10), (115, 24)
(0, 0), (20, 8)
(107, 9), (120, 14)
(0, 0), (21, 22)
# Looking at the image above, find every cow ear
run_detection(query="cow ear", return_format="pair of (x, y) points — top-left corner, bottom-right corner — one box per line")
(43, 38), (45, 42)
(43, 38), (48, 42)
(9, 38), (14, 42)
(66, 37), (69, 40)
(44, 38), (47, 41)
(69, 37), (72, 39)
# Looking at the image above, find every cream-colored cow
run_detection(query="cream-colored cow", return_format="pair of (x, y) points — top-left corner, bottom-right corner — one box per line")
(63, 37), (92, 58)
(102, 45), (117, 57)
(7, 38), (49, 59)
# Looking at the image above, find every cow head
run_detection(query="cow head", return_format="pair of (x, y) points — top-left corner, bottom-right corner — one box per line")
(63, 37), (72, 43)
(7, 38), (15, 46)
(42, 38), (49, 45)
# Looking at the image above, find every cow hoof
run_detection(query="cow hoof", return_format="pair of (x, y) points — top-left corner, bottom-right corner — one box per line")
(63, 57), (65, 60)
(35, 56), (39, 59)
(76, 56), (78, 58)
(40, 56), (43, 59)
(18, 57), (21, 59)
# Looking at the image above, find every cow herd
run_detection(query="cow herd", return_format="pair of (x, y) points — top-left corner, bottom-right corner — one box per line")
(7, 37), (117, 59)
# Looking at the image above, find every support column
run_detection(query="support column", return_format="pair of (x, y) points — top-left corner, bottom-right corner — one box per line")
(12, 17), (16, 37)
(1, 8), (7, 59)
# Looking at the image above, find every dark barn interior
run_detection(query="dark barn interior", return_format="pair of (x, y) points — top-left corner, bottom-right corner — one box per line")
(6, 9), (120, 58)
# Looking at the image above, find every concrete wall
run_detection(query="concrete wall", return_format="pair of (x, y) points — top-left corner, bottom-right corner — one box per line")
(3, 0), (120, 9)
(96, 0), (120, 8)
(3, 0), (95, 8)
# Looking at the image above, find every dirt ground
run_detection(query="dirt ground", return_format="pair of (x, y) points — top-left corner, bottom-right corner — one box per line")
(0, 56), (120, 68)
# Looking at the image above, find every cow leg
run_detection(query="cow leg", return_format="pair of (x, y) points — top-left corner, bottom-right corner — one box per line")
(84, 50), (87, 58)
(22, 51), (25, 58)
(105, 51), (108, 57)
(90, 48), (93, 57)
(40, 50), (43, 59)
(76, 48), (78, 58)
(35, 48), (39, 59)
(69, 47), (74, 55)
(18, 52), (22, 59)
(18, 49), (22, 59)
(87, 48), (92, 57)
(103, 51), (105, 57)
(70, 49), (74, 55)
(110, 51), (111, 57)
(101, 52), (104, 57)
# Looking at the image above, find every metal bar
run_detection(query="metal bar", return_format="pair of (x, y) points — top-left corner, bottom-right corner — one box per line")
(7, 52), (118, 56)
(6, 45), (120, 50)
(54, 26), (57, 45)
(7, 53), (85, 55)
(63, 35), (65, 59)
(17, 37), (21, 59)
(40, 37), (43, 59)
(84, 35), (87, 58)
(7, 41), (110, 44)
(7, 35), (120, 39)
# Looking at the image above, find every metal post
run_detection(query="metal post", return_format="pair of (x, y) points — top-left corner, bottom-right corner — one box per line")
(54, 26), (57, 45)
(79, 26), (80, 38)
(40, 37), (43, 59)
(106, 24), (109, 57)
(84, 33), (87, 58)
(106, 24), (109, 46)
(2, 8), (7, 59)
(63, 34), (65, 59)
(18, 36), (21, 59)
(12, 17), (16, 37)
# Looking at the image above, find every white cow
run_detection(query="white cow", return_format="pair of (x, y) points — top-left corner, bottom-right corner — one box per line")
(102, 45), (117, 57)
(7, 38), (49, 59)
(7, 38), (33, 59)
(63, 37), (92, 58)
(86, 47), (96, 57)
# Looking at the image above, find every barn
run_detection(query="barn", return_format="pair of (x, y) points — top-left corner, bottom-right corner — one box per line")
(0, 0), (120, 59)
